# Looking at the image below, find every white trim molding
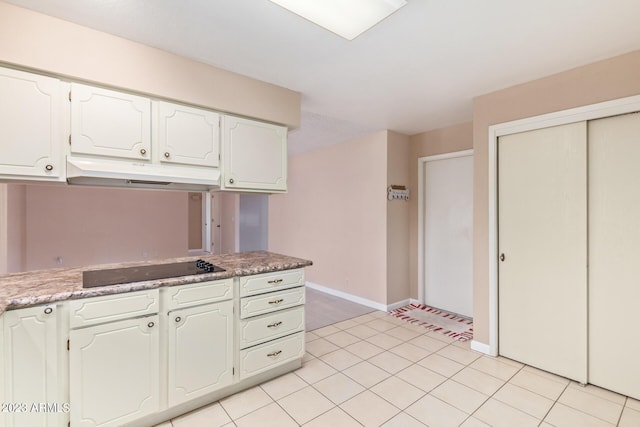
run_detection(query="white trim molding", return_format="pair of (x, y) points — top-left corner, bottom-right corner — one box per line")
(487, 94), (640, 357)
(306, 281), (412, 312)
(417, 149), (474, 306)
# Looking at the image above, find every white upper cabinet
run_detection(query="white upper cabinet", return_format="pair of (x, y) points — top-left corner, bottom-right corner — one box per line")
(221, 115), (287, 192)
(0, 66), (64, 181)
(155, 101), (220, 168)
(70, 83), (152, 161)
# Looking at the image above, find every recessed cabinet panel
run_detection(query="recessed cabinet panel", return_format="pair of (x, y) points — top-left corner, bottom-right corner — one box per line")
(3, 305), (62, 427)
(239, 268), (304, 297)
(68, 289), (159, 328)
(69, 315), (159, 427)
(71, 83), (151, 161)
(0, 67), (63, 180)
(156, 102), (220, 167)
(167, 301), (233, 406)
(240, 286), (305, 319)
(239, 332), (304, 380)
(222, 115), (287, 192)
(239, 306), (305, 349)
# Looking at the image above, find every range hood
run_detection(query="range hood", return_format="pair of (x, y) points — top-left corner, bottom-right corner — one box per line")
(66, 157), (220, 191)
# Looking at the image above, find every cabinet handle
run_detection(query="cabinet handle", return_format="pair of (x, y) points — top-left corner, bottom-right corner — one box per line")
(267, 350), (282, 358)
(267, 321), (282, 328)
(229, 178), (235, 184)
(267, 279), (283, 284)
(268, 299), (284, 305)
(44, 307), (53, 315)
(147, 321), (155, 328)
(140, 148), (147, 155)
(164, 152), (171, 158)
(45, 164), (53, 171)
(175, 316), (182, 323)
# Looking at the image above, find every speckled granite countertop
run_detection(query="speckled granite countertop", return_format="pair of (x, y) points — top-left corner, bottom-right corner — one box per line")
(0, 251), (312, 314)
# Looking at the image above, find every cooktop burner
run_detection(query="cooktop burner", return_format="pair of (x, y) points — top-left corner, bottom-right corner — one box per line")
(82, 259), (225, 288)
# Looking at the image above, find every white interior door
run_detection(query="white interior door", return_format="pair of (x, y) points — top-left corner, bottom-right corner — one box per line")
(423, 152), (473, 317)
(588, 112), (640, 400)
(498, 122), (587, 383)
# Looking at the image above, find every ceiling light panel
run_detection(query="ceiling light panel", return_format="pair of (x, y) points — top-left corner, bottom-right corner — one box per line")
(269, 0), (407, 40)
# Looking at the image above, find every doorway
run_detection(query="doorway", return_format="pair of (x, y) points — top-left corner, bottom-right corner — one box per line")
(419, 150), (473, 318)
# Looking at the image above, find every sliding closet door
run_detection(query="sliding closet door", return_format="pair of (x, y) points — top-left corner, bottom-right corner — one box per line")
(498, 122), (587, 383)
(588, 113), (640, 400)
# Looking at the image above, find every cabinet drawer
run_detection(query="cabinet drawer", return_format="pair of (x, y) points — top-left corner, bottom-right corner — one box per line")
(69, 289), (159, 328)
(239, 332), (304, 380)
(163, 278), (233, 310)
(239, 269), (304, 297)
(239, 306), (305, 349)
(240, 286), (305, 319)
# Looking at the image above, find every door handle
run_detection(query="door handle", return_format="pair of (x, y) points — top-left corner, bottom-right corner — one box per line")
(500, 253), (506, 262)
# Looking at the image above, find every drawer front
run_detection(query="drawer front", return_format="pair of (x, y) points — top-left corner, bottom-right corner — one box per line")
(69, 289), (159, 328)
(239, 306), (305, 349)
(239, 269), (304, 297)
(239, 332), (304, 380)
(164, 278), (233, 310)
(240, 286), (305, 319)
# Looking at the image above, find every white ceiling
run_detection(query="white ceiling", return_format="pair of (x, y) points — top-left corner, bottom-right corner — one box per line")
(5, 0), (640, 154)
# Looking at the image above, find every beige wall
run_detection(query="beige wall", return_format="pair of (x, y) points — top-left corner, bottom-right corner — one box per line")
(269, 131), (389, 304)
(386, 131), (411, 304)
(472, 50), (640, 345)
(408, 122), (474, 299)
(15, 184), (188, 271)
(0, 2), (300, 128)
(7, 184), (26, 272)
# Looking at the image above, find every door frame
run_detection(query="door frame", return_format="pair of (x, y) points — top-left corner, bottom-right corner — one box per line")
(481, 94), (640, 356)
(418, 149), (473, 307)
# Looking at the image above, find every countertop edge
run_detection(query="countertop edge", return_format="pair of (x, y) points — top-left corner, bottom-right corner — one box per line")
(0, 252), (312, 314)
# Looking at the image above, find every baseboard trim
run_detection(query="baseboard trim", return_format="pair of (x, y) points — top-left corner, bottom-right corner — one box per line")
(387, 299), (412, 311)
(305, 281), (388, 311)
(471, 340), (495, 356)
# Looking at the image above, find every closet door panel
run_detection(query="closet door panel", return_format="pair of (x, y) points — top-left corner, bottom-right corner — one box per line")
(498, 122), (587, 383)
(588, 113), (640, 400)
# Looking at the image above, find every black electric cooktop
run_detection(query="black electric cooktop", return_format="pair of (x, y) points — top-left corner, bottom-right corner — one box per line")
(82, 260), (225, 288)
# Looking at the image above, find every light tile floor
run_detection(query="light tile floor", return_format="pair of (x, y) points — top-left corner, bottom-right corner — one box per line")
(158, 309), (640, 426)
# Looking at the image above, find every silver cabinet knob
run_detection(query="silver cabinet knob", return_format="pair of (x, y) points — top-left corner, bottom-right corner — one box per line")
(175, 316), (182, 323)
(164, 152), (171, 158)
(44, 307), (53, 315)
(500, 253), (506, 262)
(140, 148), (147, 156)
(45, 164), (53, 171)
(147, 321), (155, 328)
(229, 178), (235, 184)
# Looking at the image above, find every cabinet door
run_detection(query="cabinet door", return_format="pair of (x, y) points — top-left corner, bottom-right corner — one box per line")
(3, 305), (62, 427)
(0, 67), (62, 180)
(156, 101), (220, 168)
(167, 301), (233, 407)
(69, 315), (159, 427)
(70, 83), (151, 161)
(222, 116), (287, 192)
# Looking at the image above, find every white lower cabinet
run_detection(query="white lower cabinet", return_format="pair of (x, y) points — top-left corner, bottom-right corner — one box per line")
(0, 270), (306, 427)
(167, 300), (233, 407)
(2, 304), (64, 427)
(69, 315), (160, 427)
